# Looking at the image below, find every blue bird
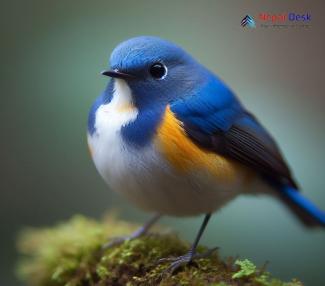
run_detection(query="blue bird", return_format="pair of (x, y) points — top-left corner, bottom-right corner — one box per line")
(87, 36), (325, 273)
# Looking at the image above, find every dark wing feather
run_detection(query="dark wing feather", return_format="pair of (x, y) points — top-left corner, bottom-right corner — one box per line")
(183, 111), (298, 189)
(223, 113), (298, 188)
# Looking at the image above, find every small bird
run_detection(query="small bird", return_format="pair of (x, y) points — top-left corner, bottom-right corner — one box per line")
(87, 36), (325, 272)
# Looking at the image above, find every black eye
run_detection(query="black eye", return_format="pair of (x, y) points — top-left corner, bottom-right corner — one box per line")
(149, 63), (167, 79)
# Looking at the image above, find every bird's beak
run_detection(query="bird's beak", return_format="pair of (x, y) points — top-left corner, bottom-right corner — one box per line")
(101, 69), (135, 79)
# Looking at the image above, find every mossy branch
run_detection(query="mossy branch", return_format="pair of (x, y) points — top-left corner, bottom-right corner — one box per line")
(16, 214), (303, 286)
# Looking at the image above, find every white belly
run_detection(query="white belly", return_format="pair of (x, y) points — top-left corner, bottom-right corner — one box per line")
(88, 79), (267, 216)
(89, 128), (241, 216)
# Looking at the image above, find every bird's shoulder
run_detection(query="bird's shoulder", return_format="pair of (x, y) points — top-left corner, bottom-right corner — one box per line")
(170, 75), (243, 134)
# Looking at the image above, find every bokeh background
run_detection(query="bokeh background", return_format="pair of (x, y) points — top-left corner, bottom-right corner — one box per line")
(1, 0), (324, 285)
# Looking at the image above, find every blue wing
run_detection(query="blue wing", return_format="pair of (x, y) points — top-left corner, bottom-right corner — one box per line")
(171, 76), (297, 189)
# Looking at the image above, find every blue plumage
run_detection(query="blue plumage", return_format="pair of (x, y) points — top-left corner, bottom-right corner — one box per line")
(171, 74), (243, 134)
(282, 186), (325, 226)
(121, 105), (165, 147)
(88, 93), (104, 135)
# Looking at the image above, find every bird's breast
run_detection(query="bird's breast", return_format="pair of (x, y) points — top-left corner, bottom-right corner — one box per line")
(87, 83), (261, 216)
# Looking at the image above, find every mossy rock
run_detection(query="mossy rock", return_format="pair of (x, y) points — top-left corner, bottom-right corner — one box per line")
(16, 214), (303, 286)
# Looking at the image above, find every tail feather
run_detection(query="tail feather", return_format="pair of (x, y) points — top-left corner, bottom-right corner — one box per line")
(280, 186), (325, 228)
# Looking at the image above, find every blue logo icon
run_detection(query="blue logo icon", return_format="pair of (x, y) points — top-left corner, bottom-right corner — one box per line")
(241, 15), (256, 28)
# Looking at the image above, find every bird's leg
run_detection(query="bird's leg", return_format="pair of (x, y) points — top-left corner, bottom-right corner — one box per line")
(102, 213), (161, 249)
(158, 213), (217, 274)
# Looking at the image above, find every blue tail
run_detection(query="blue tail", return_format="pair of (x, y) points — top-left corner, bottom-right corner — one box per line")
(281, 186), (325, 227)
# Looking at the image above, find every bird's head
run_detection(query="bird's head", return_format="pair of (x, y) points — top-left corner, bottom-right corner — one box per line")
(102, 36), (208, 108)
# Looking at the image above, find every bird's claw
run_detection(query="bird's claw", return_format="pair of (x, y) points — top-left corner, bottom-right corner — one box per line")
(163, 254), (193, 274)
(158, 246), (219, 276)
(102, 214), (162, 250)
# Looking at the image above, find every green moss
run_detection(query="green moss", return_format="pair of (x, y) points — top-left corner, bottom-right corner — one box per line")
(232, 259), (256, 279)
(17, 215), (303, 286)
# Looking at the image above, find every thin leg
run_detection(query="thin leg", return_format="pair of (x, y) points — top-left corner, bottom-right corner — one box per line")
(158, 213), (217, 274)
(130, 213), (162, 238)
(103, 213), (162, 249)
(188, 213), (211, 258)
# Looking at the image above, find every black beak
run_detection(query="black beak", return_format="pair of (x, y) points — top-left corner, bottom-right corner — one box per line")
(101, 69), (135, 79)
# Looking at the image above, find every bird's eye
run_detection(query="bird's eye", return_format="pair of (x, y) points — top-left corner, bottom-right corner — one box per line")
(149, 63), (167, 79)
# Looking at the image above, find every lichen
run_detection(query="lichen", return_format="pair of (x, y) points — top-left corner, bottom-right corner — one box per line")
(16, 214), (303, 286)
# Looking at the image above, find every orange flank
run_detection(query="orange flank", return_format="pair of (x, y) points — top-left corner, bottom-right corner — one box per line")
(155, 106), (253, 184)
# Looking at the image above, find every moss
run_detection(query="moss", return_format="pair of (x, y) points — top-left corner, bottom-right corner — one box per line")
(17, 214), (303, 286)
(232, 259), (256, 279)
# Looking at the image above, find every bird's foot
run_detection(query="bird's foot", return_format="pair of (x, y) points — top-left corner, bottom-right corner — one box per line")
(158, 247), (218, 275)
(102, 226), (147, 249)
(102, 214), (161, 249)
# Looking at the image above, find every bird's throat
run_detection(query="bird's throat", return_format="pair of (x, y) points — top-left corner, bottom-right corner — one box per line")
(112, 79), (137, 113)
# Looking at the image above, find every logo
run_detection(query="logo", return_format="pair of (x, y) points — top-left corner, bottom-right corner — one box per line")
(241, 15), (256, 28)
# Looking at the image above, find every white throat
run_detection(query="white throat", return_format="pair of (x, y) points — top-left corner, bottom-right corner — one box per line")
(110, 78), (134, 110)
(94, 79), (138, 134)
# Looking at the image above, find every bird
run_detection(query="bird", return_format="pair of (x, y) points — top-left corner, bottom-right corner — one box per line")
(87, 36), (325, 273)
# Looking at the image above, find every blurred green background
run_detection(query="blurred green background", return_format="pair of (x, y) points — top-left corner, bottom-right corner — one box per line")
(1, 0), (324, 285)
